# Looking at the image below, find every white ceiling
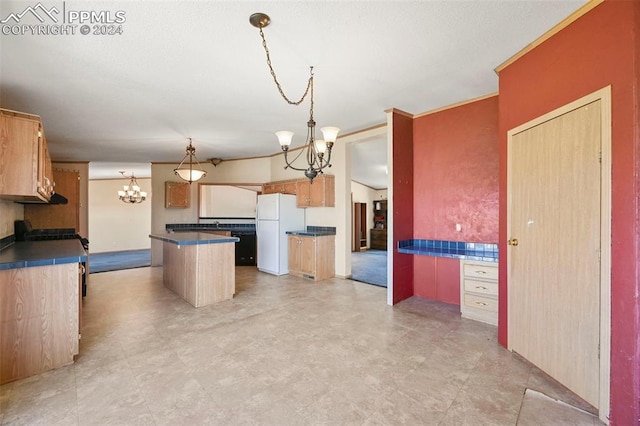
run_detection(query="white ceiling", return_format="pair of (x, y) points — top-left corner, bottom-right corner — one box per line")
(0, 0), (586, 186)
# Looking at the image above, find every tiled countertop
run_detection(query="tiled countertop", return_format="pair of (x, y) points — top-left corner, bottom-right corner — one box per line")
(285, 226), (336, 237)
(0, 240), (88, 270)
(150, 232), (239, 247)
(398, 239), (498, 262)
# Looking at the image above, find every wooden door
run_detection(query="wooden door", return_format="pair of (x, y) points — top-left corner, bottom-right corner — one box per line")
(352, 202), (366, 252)
(24, 168), (80, 230)
(508, 100), (601, 407)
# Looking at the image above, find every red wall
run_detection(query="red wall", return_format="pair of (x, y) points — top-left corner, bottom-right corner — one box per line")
(391, 111), (414, 304)
(413, 96), (499, 242)
(497, 1), (639, 423)
(412, 96), (499, 302)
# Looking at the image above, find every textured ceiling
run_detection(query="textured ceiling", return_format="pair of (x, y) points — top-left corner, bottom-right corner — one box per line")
(0, 0), (586, 186)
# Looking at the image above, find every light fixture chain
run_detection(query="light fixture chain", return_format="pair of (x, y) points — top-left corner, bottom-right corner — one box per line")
(259, 27), (313, 106)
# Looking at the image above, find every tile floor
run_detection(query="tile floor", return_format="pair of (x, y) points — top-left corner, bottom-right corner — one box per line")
(0, 266), (602, 425)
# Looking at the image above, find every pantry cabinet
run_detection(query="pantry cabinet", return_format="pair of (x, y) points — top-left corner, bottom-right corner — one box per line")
(0, 109), (55, 202)
(288, 234), (335, 281)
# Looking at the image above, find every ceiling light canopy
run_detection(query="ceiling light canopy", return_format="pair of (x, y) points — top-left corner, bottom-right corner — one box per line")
(174, 138), (207, 183)
(117, 171), (147, 204)
(250, 12), (339, 182)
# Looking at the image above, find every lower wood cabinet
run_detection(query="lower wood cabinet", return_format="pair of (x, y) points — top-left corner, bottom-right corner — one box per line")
(460, 260), (498, 325)
(0, 263), (80, 384)
(288, 234), (335, 281)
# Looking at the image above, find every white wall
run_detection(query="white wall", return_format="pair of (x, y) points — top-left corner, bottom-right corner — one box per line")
(88, 178), (152, 253)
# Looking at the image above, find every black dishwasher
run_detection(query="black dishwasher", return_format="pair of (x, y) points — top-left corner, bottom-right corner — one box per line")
(231, 232), (256, 266)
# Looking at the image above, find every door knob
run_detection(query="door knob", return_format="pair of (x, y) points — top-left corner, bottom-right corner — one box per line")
(507, 238), (519, 246)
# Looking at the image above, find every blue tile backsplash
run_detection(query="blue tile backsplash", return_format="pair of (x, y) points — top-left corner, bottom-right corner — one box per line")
(398, 239), (498, 262)
(166, 223), (256, 232)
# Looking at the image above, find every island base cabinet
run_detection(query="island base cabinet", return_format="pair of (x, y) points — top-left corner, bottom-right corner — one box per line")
(163, 242), (235, 307)
(0, 263), (79, 385)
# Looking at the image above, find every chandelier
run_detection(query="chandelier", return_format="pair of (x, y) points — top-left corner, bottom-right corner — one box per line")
(174, 138), (207, 183)
(117, 171), (147, 204)
(250, 13), (340, 182)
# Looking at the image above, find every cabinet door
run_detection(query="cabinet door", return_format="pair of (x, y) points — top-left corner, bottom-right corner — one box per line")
(0, 114), (40, 198)
(165, 181), (190, 208)
(283, 181), (297, 195)
(308, 179), (325, 206)
(296, 180), (311, 207)
(300, 236), (316, 275)
(37, 129), (54, 199)
(261, 183), (272, 194)
(288, 236), (302, 271)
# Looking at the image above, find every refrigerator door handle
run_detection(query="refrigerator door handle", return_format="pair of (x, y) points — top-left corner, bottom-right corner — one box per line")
(256, 203), (260, 232)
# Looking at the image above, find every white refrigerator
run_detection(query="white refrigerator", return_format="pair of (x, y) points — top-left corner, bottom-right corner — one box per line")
(256, 193), (305, 275)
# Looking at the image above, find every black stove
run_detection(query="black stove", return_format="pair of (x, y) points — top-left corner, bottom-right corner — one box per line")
(14, 220), (89, 296)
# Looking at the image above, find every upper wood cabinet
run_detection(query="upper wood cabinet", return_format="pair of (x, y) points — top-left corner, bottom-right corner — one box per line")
(296, 174), (335, 208)
(262, 179), (298, 195)
(0, 109), (54, 202)
(165, 181), (190, 208)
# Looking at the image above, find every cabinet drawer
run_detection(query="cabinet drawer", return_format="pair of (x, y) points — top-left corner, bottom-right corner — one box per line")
(464, 293), (497, 313)
(464, 278), (498, 297)
(463, 263), (498, 280)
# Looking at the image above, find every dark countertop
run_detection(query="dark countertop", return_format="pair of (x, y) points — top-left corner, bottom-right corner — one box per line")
(0, 240), (88, 271)
(172, 227), (256, 235)
(150, 232), (239, 246)
(286, 230), (336, 237)
(165, 224), (256, 235)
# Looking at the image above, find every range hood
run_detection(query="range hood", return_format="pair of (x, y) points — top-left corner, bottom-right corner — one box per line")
(17, 192), (68, 205)
(49, 192), (68, 204)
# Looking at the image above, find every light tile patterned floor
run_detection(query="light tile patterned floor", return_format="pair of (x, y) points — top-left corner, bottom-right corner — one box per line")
(0, 266), (601, 425)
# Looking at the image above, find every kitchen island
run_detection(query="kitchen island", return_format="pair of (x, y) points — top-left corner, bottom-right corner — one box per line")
(0, 239), (87, 384)
(150, 232), (239, 307)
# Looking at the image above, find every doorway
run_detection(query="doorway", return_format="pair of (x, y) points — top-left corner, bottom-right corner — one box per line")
(507, 87), (611, 419)
(352, 202), (367, 252)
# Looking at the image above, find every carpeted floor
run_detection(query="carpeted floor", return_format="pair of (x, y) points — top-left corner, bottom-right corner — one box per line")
(89, 249), (151, 273)
(351, 249), (387, 287)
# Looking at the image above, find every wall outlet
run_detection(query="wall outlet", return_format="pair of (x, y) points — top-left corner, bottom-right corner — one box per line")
(455, 223), (462, 232)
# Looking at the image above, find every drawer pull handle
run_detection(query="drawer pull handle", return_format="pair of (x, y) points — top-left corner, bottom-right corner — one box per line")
(475, 301), (488, 306)
(475, 270), (487, 274)
(475, 286), (487, 290)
